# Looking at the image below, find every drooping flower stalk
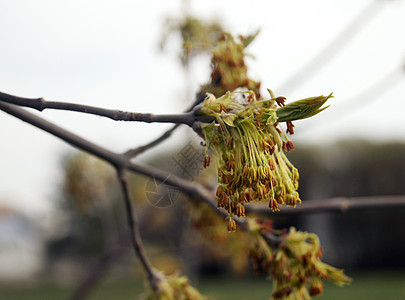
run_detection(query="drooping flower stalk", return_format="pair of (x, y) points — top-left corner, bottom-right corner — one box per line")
(197, 90), (332, 229)
(247, 222), (352, 300)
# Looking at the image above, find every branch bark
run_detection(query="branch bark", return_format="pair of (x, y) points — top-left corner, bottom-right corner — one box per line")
(2, 101), (405, 217)
(246, 195), (405, 215)
(116, 169), (163, 291)
(0, 101), (214, 204)
(0, 91), (196, 126)
(124, 124), (180, 157)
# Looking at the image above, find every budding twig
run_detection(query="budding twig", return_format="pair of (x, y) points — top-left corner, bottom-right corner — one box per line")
(123, 93), (208, 158)
(116, 169), (163, 291)
(124, 124), (180, 157)
(3, 100), (405, 222)
(0, 101), (207, 199)
(0, 91), (196, 126)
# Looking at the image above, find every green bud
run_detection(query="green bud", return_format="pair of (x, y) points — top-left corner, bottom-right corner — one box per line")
(276, 93), (333, 122)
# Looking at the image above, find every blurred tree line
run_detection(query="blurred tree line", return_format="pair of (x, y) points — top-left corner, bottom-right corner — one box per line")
(287, 140), (405, 270)
(45, 139), (405, 282)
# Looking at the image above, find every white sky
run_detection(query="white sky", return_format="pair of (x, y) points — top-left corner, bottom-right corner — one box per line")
(1, 0), (405, 216)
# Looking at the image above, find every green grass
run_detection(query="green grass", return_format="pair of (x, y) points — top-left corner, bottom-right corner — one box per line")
(198, 271), (405, 300)
(0, 271), (404, 300)
(317, 271), (405, 300)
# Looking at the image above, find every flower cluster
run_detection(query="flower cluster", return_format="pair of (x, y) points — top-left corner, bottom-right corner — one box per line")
(142, 272), (208, 300)
(247, 223), (351, 299)
(198, 90), (332, 228)
(200, 33), (261, 98)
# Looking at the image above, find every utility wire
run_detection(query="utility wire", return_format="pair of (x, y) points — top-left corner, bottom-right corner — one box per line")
(277, 0), (385, 94)
(295, 65), (405, 135)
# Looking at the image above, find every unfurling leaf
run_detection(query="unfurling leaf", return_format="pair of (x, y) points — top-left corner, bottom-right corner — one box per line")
(276, 94), (333, 122)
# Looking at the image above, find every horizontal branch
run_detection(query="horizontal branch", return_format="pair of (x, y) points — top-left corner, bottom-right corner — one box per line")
(246, 195), (405, 216)
(0, 101), (216, 208)
(3, 100), (405, 218)
(0, 91), (196, 126)
(0, 101), (275, 244)
(3, 100), (405, 219)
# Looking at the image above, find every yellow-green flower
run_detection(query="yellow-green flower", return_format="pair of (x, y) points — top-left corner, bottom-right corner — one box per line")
(142, 272), (208, 300)
(246, 224), (351, 299)
(197, 90), (332, 228)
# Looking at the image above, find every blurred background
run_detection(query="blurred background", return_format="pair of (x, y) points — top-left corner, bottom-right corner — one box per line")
(1, 0), (405, 299)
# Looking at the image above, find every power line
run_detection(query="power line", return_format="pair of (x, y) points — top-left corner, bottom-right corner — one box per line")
(295, 65), (405, 135)
(277, 0), (386, 94)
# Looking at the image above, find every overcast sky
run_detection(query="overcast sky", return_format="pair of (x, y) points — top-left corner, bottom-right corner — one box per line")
(1, 0), (404, 217)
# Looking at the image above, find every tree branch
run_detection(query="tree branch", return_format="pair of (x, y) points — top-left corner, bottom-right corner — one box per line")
(0, 91), (196, 126)
(3, 101), (405, 217)
(116, 169), (163, 291)
(123, 92), (208, 158)
(246, 195), (405, 215)
(0, 101), (211, 203)
(124, 123), (180, 157)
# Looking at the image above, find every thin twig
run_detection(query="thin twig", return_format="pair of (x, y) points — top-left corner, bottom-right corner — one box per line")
(123, 93), (207, 159)
(124, 124), (180, 157)
(0, 91), (196, 126)
(0, 99), (228, 261)
(116, 169), (163, 291)
(246, 195), (405, 215)
(0, 102), (204, 199)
